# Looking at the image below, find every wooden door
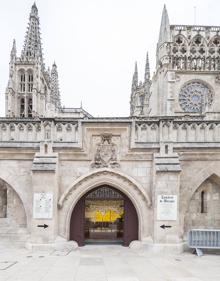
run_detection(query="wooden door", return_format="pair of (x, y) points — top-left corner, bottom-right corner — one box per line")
(70, 196), (85, 246)
(123, 196), (138, 246)
(70, 189), (138, 247)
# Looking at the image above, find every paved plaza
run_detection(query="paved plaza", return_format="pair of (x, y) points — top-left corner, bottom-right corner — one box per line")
(0, 244), (220, 281)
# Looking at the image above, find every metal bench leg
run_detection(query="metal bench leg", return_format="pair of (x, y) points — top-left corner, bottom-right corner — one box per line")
(195, 248), (203, 257)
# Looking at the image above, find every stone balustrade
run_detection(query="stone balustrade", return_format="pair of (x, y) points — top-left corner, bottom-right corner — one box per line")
(1, 118), (219, 148)
(0, 119), (79, 143)
(134, 120), (220, 144)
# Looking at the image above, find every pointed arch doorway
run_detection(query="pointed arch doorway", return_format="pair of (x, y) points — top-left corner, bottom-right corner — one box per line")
(70, 185), (138, 246)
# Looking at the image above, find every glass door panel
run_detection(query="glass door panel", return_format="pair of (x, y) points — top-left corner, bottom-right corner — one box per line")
(85, 199), (124, 243)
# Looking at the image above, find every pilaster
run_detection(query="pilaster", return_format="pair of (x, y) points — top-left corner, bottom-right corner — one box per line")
(152, 144), (183, 252)
(27, 142), (59, 249)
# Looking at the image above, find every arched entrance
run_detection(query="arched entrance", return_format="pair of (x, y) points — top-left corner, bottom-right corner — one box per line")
(70, 185), (138, 246)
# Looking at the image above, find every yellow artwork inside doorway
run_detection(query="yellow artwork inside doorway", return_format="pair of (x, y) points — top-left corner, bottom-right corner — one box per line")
(85, 200), (124, 223)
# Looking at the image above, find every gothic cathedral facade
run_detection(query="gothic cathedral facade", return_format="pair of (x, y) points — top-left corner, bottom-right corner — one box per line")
(1, 3), (220, 251)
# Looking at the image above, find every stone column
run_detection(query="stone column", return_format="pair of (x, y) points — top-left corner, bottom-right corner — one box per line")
(152, 144), (182, 253)
(27, 142), (59, 250)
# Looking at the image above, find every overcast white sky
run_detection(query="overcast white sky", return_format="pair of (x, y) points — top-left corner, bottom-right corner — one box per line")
(1, 0), (220, 117)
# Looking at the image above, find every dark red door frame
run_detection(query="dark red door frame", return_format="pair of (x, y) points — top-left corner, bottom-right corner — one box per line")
(70, 187), (138, 246)
(70, 195), (85, 246)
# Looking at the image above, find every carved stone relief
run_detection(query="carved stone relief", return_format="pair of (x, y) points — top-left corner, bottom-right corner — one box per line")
(91, 134), (120, 168)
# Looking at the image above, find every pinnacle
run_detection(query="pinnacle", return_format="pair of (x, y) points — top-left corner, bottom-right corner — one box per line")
(145, 52), (150, 81)
(10, 39), (17, 60)
(31, 2), (38, 14)
(12, 39), (16, 51)
(158, 4), (170, 46)
(132, 61), (138, 90)
(135, 61), (138, 73)
(21, 4), (43, 63)
(146, 52), (149, 68)
(51, 62), (61, 109)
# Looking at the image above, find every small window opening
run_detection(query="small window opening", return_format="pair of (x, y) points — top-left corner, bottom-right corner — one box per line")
(44, 144), (48, 154)
(20, 98), (25, 118)
(0, 187), (7, 218)
(201, 191), (208, 213)
(28, 98), (32, 118)
(20, 73), (25, 92)
(165, 144), (169, 154)
(28, 73), (33, 92)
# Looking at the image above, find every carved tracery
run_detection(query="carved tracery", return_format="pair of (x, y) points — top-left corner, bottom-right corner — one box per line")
(171, 32), (220, 71)
(179, 81), (213, 113)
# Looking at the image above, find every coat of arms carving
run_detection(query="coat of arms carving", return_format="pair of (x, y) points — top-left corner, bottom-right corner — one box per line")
(91, 134), (120, 168)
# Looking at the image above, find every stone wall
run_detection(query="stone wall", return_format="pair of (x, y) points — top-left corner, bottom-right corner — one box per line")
(0, 181), (27, 227)
(184, 175), (220, 233)
(0, 118), (219, 249)
(7, 187), (27, 227)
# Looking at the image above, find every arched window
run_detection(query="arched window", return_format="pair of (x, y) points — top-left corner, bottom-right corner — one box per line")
(0, 186), (7, 218)
(19, 71), (25, 92)
(201, 190), (208, 213)
(27, 71), (33, 93)
(28, 98), (32, 118)
(20, 98), (25, 118)
(139, 94), (144, 105)
(44, 144), (48, 154)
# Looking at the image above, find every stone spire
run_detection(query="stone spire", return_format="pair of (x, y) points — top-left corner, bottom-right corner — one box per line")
(21, 2), (43, 63)
(130, 54), (151, 117)
(10, 39), (17, 62)
(132, 62), (138, 91)
(144, 52), (150, 82)
(158, 5), (171, 47)
(51, 62), (61, 109)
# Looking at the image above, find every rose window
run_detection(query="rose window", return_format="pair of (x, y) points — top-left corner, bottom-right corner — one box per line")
(179, 82), (213, 113)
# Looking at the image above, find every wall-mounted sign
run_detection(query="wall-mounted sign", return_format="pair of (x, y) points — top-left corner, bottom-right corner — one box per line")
(157, 195), (177, 221)
(33, 192), (53, 219)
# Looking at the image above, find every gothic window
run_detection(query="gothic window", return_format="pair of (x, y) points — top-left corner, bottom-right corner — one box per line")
(174, 35), (187, 46)
(175, 36), (183, 45)
(45, 125), (51, 140)
(191, 35), (206, 47)
(194, 36), (202, 45)
(201, 191), (208, 213)
(139, 95), (144, 106)
(19, 71), (25, 92)
(172, 35), (188, 70)
(26, 51), (32, 57)
(44, 85), (47, 94)
(27, 71), (33, 93)
(180, 47), (187, 54)
(213, 37), (220, 46)
(209, 36), (220, 48)
(44, 144), (48, 154)
(0, 186), (7, 218)
(28, 98), (32, 117)
(179, 81), (213, 113)
(208, 36), (220, 70)
(20, 98), (25, 118)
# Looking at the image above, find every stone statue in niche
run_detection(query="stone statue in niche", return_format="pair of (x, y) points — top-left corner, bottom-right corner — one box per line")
(92, 134), (120, 168)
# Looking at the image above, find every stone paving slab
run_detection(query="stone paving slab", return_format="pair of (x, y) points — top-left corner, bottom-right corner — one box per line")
(0, 245), (220, 281)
